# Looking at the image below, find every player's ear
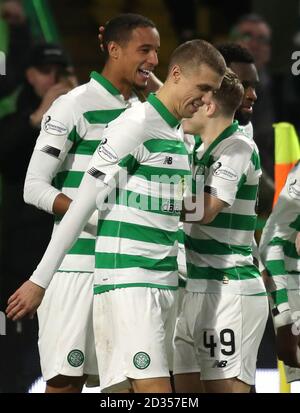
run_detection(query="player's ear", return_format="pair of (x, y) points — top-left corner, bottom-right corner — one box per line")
(207, 101), (217, 117)
(107, 41), (121, 60)
(169, 64), (182, 84)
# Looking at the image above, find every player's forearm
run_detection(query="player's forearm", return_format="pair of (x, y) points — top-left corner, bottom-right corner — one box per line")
(182, 193), (226, 224)
(261, 243), (292, 327)
(52, 193), (72, 216)
(29, 172), (106, 289)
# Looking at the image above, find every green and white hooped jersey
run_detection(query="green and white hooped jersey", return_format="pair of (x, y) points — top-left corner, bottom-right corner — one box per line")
(176, 134), (198, 287)
(238, 121), (253, 140)
(34, 71), (138, 273)
(185, 121), (266, 295)
(260, 161), (300, 306)
(90, 93), (191, 294)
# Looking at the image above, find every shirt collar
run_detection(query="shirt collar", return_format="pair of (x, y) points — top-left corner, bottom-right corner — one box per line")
(90, 71), (121, 96)
(147, 93), (180, 128)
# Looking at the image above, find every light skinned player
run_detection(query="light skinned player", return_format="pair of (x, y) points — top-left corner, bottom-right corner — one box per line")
(174, 69), (268, 393)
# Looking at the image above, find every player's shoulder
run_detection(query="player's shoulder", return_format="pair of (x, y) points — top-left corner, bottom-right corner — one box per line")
(223, 129), (258, 153)
(50, 83), (88, 114)
(114, 100), (146, 124)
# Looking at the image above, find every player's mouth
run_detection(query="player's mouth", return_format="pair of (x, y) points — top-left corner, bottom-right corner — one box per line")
(241, 104), (253, 114)
(137, 68), (152, 81)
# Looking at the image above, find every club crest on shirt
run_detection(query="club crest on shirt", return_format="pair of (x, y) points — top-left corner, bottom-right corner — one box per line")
(43, 115), (68, 136)
(212, 162), (238, 181)
(97, 138), (119, 164)
(288, 179), (300, 200)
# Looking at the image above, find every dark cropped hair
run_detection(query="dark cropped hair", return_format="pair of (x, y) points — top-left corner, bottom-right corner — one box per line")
(102, 13), (156, 61)
(216, 43), (254, 66)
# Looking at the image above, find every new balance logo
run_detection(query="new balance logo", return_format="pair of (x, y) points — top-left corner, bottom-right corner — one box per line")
(212, 360), (228, 368)
(163, 156), (173, 165)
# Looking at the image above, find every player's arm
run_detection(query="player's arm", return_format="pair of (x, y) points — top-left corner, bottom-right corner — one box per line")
(182, 193), (227, 224)
(259, 236), (300, 367)
(259, 174), (300, 367)
(6, 171), (103, 320)
(183, 139), (253, 224)
(23, 95), (79, 216)
(6, 111), (145, 320)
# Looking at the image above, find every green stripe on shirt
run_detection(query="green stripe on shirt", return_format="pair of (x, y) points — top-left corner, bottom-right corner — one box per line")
(143, 139), (189, 155)
(95, 252), (178, 271)
(83, 108), (125, 124)
(54, 170), (84, 189)
(187, 263), (261, 280)
(185, 235), (252, 256)
(97, 219), (178, 246)
(206, 212), (257, 231)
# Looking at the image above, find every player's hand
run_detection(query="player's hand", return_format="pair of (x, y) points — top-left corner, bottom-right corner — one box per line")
(30, 82), (73, 128)
(276, 324), (300, 368)
(295, 232), (300, 255)
(6, 280), (45, 321)
(98, 25), (105, 52)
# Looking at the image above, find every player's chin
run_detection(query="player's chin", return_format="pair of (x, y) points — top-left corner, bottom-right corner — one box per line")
(133, 80), (148, 91)
(236, 110), (252, 126)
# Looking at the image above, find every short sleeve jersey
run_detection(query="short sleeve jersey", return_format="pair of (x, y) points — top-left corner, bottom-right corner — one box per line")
(184, 122), (266, 295)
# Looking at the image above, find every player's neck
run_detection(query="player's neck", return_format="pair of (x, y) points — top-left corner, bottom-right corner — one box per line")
(101, 66), (132, 101)
(201, 117), (233, 149)
(155, 85), (181, 120)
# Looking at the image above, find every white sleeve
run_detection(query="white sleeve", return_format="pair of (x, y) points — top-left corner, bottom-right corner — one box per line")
(34, 94), (81, 159)
(24, 150), (62, 214)
(88, 105), (145, 182)
(29, 172), (111, 289)
(205, 140), (254, 206)
(24, 93), (82, 214)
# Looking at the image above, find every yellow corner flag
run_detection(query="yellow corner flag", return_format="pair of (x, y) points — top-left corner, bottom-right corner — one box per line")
(273, 122), (300, 205)
(273, 122), (300, 392)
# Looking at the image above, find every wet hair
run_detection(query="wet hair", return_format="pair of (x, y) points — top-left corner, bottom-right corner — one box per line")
(213, 68), (244, 116)
(216, 43), (254, 66)
(168, 39), (226, 76)
(102, 13), (156, 61)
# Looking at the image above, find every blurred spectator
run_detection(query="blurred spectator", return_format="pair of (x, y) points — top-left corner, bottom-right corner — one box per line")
(230, 14), (276, 181)
(0, 42), (76, 393)
(0, 0), (32, 99)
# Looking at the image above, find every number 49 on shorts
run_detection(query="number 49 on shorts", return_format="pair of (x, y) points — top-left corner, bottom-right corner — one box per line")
(203, 328), (235, 358)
